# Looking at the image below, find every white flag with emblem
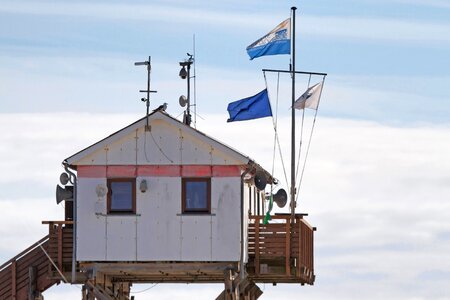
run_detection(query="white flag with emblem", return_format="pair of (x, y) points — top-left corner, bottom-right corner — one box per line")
(294, 82), (323, 110)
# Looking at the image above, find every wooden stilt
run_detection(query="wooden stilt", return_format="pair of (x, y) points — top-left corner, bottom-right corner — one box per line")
(81, 285), (87, 300)
(28, 266), (38, 300)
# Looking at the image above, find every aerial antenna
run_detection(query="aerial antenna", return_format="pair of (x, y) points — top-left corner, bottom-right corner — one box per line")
(135, 56), (157, 131)
(178, 53), (194, 126)
(193, 34), (197, 128)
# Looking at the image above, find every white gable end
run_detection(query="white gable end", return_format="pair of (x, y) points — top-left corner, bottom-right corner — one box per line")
(68, 112), (249, 167)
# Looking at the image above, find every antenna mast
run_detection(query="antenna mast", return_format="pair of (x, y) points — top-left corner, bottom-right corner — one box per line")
(135, 56), (157, 131)
(193, 34), (197, 128)
(178, 53), (194, 126)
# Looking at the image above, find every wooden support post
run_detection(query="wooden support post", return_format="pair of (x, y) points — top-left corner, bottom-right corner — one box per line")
(248, 186), (252, 216)
(255, 221), (260, 275)
(285, 221), (291, 276)
(58, 224), (63, 271)
(82, 285), (87, 300)
(253, 187), (256, 216)
(256, 192), (260, 216)
(28, 266), (38, 300)
(223, 269), (232, 300)
(87, 285), (95, 300)
(311, 226), (314, 281)
(11, 260), (16, 300)
(297, 220), (302, 278)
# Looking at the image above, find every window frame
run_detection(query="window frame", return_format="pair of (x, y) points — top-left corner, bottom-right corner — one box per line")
(107, 178), (136, 214)
(182, 177), (211, 214)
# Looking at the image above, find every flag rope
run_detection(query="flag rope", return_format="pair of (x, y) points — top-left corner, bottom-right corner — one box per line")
(264, 71), (289, 191)
(271, 71), (281, 193)
(295, 74), (312, 181)
(295, 75), (326, 202)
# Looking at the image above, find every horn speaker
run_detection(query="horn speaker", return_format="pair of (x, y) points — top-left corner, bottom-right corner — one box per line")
(179, 95), (188, 107)
(59, 172), (70, 185)
(272, 189), (287, 208)
(56, 185), (73, 204)
(254, 170), (267, 190)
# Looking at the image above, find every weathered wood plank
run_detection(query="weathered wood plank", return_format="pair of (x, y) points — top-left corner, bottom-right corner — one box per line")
(11, 260), (16, 300)
(255, 221), (260, 275)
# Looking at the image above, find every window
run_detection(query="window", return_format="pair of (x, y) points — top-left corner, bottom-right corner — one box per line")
(107, 178), (136, 214)
(182, 178), (211, 214)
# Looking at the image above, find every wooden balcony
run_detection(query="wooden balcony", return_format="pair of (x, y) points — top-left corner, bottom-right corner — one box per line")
(42, 221), (74, 277)
(247, 214), (315, 285)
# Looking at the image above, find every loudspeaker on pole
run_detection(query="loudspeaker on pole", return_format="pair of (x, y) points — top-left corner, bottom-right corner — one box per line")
(56, 185), (74, 204)
(254, 170), (267, 191)
(272, 189), (288, 208)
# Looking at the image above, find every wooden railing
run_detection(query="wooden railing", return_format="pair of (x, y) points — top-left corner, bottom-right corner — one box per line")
(0, 235), (59, 300)
(248, 214), (315, 284)
(42, 221), (74, 275)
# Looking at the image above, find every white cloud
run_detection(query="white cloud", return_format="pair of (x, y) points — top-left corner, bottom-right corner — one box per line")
(300, 15), (450, 44)
(1, 2), (450, 45)
(0, 2), (274, 29)
(0, 113), (449, 299)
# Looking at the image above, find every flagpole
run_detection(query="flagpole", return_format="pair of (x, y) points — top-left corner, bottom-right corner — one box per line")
(290, 6), (297, 221)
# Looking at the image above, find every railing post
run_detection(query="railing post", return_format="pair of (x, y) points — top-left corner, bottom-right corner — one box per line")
(58, 223), (63, 271)
(285, 219), (290, 276)
(311, 227), (314, 282)
(297, 220), (302, 278)
(11, 260), (16, 299)
(255, 220), (260, 275)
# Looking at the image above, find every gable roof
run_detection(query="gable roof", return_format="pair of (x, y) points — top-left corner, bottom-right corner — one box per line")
(64, 111), (270, 178)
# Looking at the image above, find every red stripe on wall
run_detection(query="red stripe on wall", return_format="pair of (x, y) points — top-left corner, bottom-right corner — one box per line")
(212, 165), (242, 177)
(77, 166), (106, 177)
(77, 165), (244, 178)
(138, 165), (181, 177)
(107, 166), (137, 178)
(181, 165), (212, 177)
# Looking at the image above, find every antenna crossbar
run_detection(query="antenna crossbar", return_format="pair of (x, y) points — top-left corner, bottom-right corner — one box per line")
(263, 68), (328, 76)
(135, 56), (157, 131)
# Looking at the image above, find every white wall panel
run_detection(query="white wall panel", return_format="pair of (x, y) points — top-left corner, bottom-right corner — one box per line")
(136, 121), (181, 165)
(211, 178), (241, 261)
(180, 134), (214, 165)
(76, 178), (107, 261)
(181, 216), (212, 261)
(75, 117), (247, 166)
(76, 148), (107, 165)
(150, 121), (182, 165)
(210, 146), (246, 165)
(137, 177), (182, 260)
(106, 130), (138, 165)
(106, 216), (137, 261)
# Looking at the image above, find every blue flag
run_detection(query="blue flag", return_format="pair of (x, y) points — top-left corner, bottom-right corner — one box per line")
(246, 18), (291, 60)
(227, 89), (272, 122)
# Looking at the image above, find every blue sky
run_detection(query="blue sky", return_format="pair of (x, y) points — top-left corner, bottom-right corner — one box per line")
(1, 1), (450, 299)
(1, 0), (449, 122)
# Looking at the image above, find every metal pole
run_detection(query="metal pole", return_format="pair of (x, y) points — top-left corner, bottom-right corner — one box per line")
(193, 34), (197, 128)
(187, 63), (191, 126)
(146, 56), (151, 130)
(290, 6), (297, 219)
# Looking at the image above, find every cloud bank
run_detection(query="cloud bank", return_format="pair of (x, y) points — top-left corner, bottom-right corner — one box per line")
(0, 113), (449, 299)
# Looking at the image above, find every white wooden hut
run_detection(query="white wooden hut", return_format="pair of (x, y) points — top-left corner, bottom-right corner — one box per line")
(64, 110), (265, 265)
(0, 110), (314, 300)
